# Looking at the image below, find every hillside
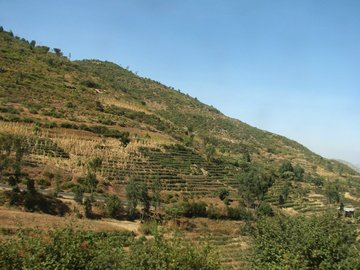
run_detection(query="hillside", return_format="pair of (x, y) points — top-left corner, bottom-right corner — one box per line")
(1, 27), (360, 269)
(1, 27), (360, 201)
(336, 159), (360, 173)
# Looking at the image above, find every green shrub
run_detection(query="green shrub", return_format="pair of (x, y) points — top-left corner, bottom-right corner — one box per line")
(251, 213), (360, 270)
(227, 206), (253, 221)
(0, 228), (220, 270)
(181, 201), (207, 218)
(257, 202), (274, 216)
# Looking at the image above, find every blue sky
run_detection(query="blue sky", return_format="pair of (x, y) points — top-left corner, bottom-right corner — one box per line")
(1, 0), (359, 165)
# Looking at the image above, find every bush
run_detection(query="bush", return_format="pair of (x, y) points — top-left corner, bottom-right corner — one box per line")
(227, 206), (253, 221)
(182, 201), (207, 218)
(0, 227), (221, 270)
(207, 204), (225, 219)
(216, 188), (229, 201)
(125, 232), (221, 270)
(81, 80), (100, 88)
(251, 213), (360, 269)
(257, 202), (273, 216)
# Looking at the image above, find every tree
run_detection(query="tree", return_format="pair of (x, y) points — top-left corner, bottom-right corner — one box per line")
(84, 197), (92, 218)
(88, 157), (102, 172)
(105, 195), (122, 218)
(278, 194), (285, 205)
(0, 134), (13, 181)
(72, 185), (84, 204)
(119, 132), (130, 146)
(30, 40), (36, 47)
(85, 157), (102, 194)
(151, 178), (162, 215)
(0, 135), (27, 181)
(238, 168), (273, 207)
(126, 180), (139, 220)
(279, 160), (294, 174)
(7, 176), (17, 187)
(138, 182), (150, 221)
(257, 202), (273, 216)
(243, 151), (251, 163)
(53, 48), (62, 56)
(294, 164), (305, 181)
(324, 182), (341, 204)
(283, 184), (290, 199)
(217, 188), (229, 201)
(86, 172), (98, 194)
(24, 178), (37, 211)
(26, 178), (36, 194)
(12, 136), (27, 182)
(54, 173), (61, 197)
(205, 144), (216, 161)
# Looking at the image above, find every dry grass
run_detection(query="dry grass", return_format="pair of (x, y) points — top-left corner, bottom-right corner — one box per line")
(0, 121), (36, 137)
(100, 96), (151, 114)
(0, 206), (140, 233)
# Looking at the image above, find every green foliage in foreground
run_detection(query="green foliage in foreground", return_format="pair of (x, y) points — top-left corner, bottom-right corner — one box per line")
(251, 213), (360, 270)
(0, 227), (221, 270)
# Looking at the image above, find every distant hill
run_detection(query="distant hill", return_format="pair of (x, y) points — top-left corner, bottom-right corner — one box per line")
(335, 160), (360, 173)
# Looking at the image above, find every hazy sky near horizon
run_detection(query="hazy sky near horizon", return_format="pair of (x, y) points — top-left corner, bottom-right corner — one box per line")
(1, 0), (359, 164)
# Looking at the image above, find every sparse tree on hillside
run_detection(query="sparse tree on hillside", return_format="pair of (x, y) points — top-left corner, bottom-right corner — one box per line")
(279, 160), (294, 174)
(0, 135), (27, 183)
(217, 188), (229, 201)
(205, 144), (216, 161)
(151, 178), (162, 215)
(119, 132), (130, 147)
(279, 160), (296, 180)
(243, 151), (251, 163)
(53, 48), (62, 56)
(126, 180), (151, 221)
(73, 185), (84, 204)
(126, 179), (139, 220)
(294, 164), (305, 181)
(138, 182), (150, 221)
(0, 134), (13, 181)
(13, 136), (27, 182)
(86, 171), (98, 195)
(7, 176), (17, 188)
(85, 157), (102, 195)
(54, 173), (61, 197)
(105, 194), (122, 218)
(324, 182), (341, 204)
(257, 202), (273, 216)
(84, 197), (92, 218)
(24, 178), (38, 211)
(88, 157), (102, 172)
(238, 168), (273, 207)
